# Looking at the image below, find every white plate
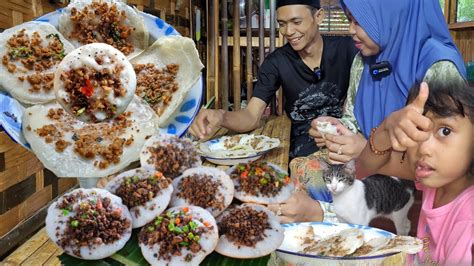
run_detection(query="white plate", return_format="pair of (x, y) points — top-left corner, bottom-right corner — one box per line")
(276, 222), (403, 265)
(0, 8), (203, 149)
(197, 134), (280, 165)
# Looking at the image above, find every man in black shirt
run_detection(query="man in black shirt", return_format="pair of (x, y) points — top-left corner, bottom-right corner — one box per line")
(189, 0), (357, 158)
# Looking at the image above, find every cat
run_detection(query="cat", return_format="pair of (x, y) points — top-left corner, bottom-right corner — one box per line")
(320, 160), (415, 235)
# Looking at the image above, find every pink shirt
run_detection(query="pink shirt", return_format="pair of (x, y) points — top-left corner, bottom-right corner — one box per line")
(416, 183), (474, 265)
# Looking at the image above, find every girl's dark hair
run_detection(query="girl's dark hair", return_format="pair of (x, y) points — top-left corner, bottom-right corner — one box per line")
(407, 78), (474, 123)
(407, 78), (474, 177)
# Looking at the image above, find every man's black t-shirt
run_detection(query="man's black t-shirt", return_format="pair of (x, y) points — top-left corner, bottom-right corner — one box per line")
(252, 35), (357, 158)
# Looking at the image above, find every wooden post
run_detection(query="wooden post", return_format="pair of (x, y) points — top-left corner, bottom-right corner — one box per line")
(246, 0), (253, 101)
(232, 0), (241, 110)
(258, 0), (265, 66)
(269, 0), (276, 52)
(221, 0), (229, 111)
(213, 0), (220, 108)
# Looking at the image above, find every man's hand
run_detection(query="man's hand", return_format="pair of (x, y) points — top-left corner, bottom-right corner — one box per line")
(309, 116), (343, 148)
(188, 109), (225, 139)
(381, 82), (432, 152)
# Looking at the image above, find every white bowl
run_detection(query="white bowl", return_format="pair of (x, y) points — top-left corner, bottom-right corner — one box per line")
(276, 222), (409, 266)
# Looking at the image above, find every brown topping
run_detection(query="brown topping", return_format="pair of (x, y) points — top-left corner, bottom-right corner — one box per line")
(134, 63), (179, 116)
(218, 206), (270, 247)
(36, 124), (63, 141)
(2, 29), (65, 93)
(146, 138), (198, 178)
(115, 173), (171, 209)
(47, 108), (66, 120)
(35, 108), (135, 169)
(69, 2), (134, 55)
(55, 192), (131, 258)
(177, 174), (225, 212)
(231, 162), (291, 197)
(351, 244), (374, 256)
(59, 65), (125, 122)
(55, 139), (70, 152)
(138, 209), (209, 262)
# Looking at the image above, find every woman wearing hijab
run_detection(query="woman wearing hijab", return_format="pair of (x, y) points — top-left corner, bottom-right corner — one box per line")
(267, 0), (467, 224)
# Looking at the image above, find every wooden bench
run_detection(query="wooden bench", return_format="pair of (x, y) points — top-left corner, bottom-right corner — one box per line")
(2, 115), (292, 265)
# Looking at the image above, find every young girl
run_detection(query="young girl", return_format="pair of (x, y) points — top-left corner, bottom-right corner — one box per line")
(360, 79), (474, 265)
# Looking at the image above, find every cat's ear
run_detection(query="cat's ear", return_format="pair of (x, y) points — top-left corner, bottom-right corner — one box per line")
(343, 160), (356, 175)
(319, 159), (330, 170)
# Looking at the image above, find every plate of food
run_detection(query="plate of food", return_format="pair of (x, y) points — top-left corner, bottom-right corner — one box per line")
(276, 222), (422, 265)
(0, 0), (203, 151)
(197, 134), (280, 165)
(227, 161), (294, 204)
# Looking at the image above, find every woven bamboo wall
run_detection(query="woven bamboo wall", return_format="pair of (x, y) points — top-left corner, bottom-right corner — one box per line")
(0, 130), (77, 239)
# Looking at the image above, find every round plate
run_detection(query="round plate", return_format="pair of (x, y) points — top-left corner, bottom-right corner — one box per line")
(203, 153), (264, 166)
(197, 134), (280, 165)
(0, 8), (202, 149)
(276, 222), (402, 265)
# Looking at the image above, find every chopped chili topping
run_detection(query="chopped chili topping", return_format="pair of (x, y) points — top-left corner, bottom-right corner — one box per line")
(69, 2), (134, 55)
(138, 208), (212, 262)
(59, 64), (125, 122)
(230, 162), (290, 197)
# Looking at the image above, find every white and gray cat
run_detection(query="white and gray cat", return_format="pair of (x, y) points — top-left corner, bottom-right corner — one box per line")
(321, 160), (415, 235)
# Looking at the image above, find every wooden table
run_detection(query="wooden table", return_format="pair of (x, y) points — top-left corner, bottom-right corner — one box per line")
(2, 115), (292, 265)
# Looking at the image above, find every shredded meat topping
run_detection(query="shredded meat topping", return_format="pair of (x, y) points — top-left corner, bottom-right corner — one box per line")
(134, 63), (179, 116)
(230, 162), (291, 197)
(2, 29), (65, 93)
(177, 174), (225, 211)
(146, 137), (198, 178)
(218, 206), (271, 247)
(138, 208), (212, 262)
(59, 62), (125, 122)
(34, 108), (135, 169)
(115, 172), (171, 209)
(55, 190), (131, 258)
(69, 2), (134, 55)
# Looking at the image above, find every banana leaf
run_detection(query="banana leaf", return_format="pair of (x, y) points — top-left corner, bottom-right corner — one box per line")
(58, 229), (270, 266)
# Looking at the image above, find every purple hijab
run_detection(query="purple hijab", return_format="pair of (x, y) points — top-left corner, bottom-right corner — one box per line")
(340, 0), (466, 138)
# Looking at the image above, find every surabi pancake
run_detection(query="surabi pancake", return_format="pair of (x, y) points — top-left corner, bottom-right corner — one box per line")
(138, 206), (218, 265)
(215, 204), (284, 258)
(0, 21), (74, 104)
(58, 0), (148, 58)
(169, 166), (234, 217)
(130, 36), (203, 127)
(140, 134), (201, 179)
(54, 43), (136, 123)
(105, 167), (173, 228)
(45, 188), (132, 260)
(22, 96), (157, 177)
(227, 162), (294, 204)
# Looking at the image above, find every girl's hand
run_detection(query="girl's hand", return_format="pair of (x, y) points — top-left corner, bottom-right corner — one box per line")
(324, 126), (367, 164)
(309, 116), (344, 148)
(267, 188), (323, 224)
(381, 82), (432, 152)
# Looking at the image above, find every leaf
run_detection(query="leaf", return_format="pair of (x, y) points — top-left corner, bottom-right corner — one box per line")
(57, 229), (270, 266)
